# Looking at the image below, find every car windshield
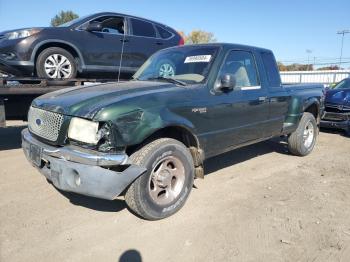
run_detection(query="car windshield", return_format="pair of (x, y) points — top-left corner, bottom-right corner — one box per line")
(133, 46), (219, 85)
(334, 78), (350, 89)
(57, 15), (89, 27)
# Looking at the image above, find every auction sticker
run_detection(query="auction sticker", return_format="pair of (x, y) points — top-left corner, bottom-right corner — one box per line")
(184, 55), (212, 63)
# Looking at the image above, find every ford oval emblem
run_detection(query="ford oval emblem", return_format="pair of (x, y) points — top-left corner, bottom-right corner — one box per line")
(35, 118), (42, 126)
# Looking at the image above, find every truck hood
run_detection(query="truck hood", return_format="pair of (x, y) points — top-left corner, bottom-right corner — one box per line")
(325, 88), (350, 106)
(32, 81), (178, 119)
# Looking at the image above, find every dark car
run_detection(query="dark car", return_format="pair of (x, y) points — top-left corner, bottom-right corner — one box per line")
(0, 12), (184, 80)
(321, 78), (350, 135)
(22, 43), (324, 220)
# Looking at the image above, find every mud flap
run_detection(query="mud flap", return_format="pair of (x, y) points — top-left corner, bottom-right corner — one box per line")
(0, 99), (5, 127)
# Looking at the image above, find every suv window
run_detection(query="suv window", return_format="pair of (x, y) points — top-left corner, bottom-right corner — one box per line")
(156, 25), (172, 39)
(261, 51), (281, 87)
(88, 16), (125, 34)
(219, 50), (259, 88)
(131, 18), (156, 37)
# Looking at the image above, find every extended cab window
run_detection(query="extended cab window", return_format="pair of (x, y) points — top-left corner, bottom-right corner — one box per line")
(261, 51), (281, 87)
(131, 18), (156, 38)
(219, 50), (259, 88)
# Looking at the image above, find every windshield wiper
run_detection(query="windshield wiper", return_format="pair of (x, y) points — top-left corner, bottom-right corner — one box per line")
(146, 77), (187, 86)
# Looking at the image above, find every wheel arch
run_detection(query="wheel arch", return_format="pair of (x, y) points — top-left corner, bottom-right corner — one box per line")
(126, 124), (204, 168)
(303, 99), (320, 123)
(31, 40), (85, 71)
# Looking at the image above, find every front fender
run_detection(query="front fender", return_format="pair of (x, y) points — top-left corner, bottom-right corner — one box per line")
(101, 107), (196, 148)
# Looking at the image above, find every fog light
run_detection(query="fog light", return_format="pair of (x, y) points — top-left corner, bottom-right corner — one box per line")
(0, 52), (16, 60)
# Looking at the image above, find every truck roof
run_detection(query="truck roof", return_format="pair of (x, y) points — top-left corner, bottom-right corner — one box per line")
(176, 42), (273, 53)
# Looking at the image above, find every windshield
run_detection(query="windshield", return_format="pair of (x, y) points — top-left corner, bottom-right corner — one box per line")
(334, 78), (350, 89)
(133, 46), (219, 84)
(57, 15), (89, 27)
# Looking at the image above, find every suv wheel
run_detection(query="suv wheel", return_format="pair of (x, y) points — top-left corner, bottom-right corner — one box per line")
(36, 47), (77, 79)
(288, 112), (318, 156)
(125, 138), (194, 220)
(157, 59), (176, 78)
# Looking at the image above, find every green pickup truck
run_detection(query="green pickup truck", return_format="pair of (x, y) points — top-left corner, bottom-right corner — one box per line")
(22, 43), (324, 220)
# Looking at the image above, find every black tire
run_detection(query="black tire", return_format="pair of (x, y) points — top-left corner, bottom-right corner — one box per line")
(36, 47), (77, 79)
(125, 138), (194, 220)
(345, 126), (350, 137)
(288, 112), (318, 156)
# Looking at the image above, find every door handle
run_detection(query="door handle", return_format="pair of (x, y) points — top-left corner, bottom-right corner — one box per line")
(155, 42), (164, 45)
(120, 39), (129, 43)
(258, 96), (268, 102)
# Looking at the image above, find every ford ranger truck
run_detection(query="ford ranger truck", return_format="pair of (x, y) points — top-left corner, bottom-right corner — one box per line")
(22, 44), (324, 220)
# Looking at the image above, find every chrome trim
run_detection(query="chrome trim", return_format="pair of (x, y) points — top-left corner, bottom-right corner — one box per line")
(241, 85), (261, 90)
(22, 128), (128, 166)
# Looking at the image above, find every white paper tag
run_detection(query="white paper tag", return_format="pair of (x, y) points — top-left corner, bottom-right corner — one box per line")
(184, 55), (212, 63)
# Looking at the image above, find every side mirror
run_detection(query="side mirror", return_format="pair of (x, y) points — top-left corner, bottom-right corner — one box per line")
(219, 73), (236, 91)
(86, 21), (102, 32)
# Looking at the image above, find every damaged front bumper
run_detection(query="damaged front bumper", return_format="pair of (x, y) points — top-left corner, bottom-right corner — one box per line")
(21, 128), (146, 200)
(321, 111), (350, 131)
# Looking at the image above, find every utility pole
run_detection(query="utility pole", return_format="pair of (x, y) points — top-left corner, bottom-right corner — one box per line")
(337, 30), (350, 69)
(306, 49), (312, 71)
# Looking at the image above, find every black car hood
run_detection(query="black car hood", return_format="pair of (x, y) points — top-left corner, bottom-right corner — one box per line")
(325, 88), (350, 106)
(32, 81), (178, 119)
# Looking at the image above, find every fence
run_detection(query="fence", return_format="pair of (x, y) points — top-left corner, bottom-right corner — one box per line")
(280, 70), (350, 84)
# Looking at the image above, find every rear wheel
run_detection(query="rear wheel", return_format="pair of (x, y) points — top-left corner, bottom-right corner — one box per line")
(125, 138), (194, 220)
(288, 112), (318, 156)
(36, 47), (77, 80)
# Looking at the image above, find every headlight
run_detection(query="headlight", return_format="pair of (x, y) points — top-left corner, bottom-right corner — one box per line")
(68, 117), (99, 144)
(5, 28), (41, 40)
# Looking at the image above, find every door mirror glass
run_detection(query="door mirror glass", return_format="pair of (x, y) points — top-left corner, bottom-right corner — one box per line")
(219, 73), (236, 91)
(86, 21), (102, 32)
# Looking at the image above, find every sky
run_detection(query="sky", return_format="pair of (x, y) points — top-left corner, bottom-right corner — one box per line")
(0, 0), (349, 67)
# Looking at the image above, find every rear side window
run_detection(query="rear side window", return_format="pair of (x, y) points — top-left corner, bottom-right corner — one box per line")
(131, 18), (156, 37)
(261, 52), (281, 87)
(156, 25), (172, 39)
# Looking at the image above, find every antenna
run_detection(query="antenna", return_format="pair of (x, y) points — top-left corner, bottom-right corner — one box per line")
(117, 20), (127, 82)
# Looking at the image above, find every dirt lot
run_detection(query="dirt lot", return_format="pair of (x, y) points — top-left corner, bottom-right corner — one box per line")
(0, 121), (350, 262)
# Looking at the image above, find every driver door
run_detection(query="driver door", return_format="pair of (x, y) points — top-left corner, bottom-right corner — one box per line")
(78, 15), (126, 73)
(204, 50), (269, 155)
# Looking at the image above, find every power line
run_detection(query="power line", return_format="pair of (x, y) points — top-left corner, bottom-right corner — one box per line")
(337, 30), (350, 67)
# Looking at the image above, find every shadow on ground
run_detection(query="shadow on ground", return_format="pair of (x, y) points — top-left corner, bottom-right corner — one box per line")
(320, 127), (349, 138)
(204, 138), (289, 176)
(119, 249), (142, 262)
(55, 187), (127, 213)
(0, 124), (27, 150)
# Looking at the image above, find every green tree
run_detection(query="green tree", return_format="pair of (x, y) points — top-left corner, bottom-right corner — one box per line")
(50, 10), (79, 27)
(179, 30), (216, 44)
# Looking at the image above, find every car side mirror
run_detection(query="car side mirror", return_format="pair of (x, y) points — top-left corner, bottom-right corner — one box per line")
(219, 73), (236, 91)
(86, 21), (102, 32)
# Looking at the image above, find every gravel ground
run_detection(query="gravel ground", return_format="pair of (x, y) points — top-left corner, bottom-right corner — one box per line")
(0, 121), (350, 262)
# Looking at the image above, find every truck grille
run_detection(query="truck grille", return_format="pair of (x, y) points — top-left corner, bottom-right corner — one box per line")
(325, 103), (350, 113)
(28, 106), (64, 141)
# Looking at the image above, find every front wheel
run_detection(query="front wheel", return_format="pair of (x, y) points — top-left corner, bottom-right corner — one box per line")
(125, 138), (194, 220)
(36, 47), (77, 79)
(288, 112), (318, 156)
